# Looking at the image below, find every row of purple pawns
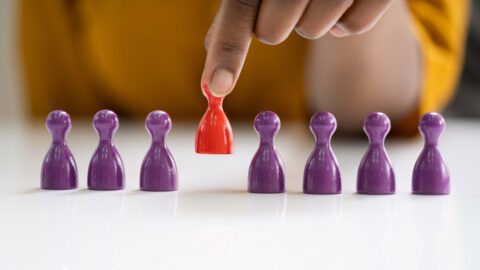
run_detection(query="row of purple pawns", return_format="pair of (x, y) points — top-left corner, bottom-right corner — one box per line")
(42, 110), (177, 191)
(250, 111), (449, 195)
(41, 110), (450, 195)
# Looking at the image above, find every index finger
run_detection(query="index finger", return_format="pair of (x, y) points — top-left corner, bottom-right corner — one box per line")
(202, 0), (261, 97)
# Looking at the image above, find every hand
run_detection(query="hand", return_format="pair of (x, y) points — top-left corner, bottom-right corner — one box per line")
(202, 0), (393, 97)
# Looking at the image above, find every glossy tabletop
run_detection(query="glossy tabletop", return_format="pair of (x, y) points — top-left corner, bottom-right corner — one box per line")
(0, 118), (478, 270)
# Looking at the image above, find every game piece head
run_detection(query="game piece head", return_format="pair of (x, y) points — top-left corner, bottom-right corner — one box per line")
(46, 110), (71, 142)
(93, 109), (119, 141)
(310, 112), (336, 143)
(419, 112), (445, 145)
(202, 81), (223, 106)
(254, 111), (280, 141)
(363, 112), (391, 144)
(145, 110), (171, 142)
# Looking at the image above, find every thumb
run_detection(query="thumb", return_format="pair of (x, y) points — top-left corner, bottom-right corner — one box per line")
(202, 0), (261, 97)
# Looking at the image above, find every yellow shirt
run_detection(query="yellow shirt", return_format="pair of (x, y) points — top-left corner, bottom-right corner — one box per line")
(19, 0), (469, 135)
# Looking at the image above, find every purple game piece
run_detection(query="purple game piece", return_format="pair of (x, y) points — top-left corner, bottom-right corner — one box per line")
(357, 112), (395, 195)
(412, 112), (450, 195)
(248, 111), (285, 193)
(88, 110), (125, 190)
(303, 112), (341, 194)
(41, 110), (78, 190)
(140, 111), (178, 191)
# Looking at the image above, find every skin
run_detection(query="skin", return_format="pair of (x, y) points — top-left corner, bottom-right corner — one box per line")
(202, 0), (421, 132)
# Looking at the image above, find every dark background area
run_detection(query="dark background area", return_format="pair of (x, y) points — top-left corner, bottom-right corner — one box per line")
(447, 0), (480, 118)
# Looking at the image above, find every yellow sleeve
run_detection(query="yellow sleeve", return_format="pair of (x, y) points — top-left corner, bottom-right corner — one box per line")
(408, 0), (469, 115)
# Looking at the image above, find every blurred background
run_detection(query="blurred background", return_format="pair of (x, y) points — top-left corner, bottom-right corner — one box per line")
(0, 1), (478, 122)
(0, 0), (23, 121)
(448, 0), (480, 118)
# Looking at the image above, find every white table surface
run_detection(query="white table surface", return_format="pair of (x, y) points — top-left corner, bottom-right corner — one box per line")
(0, 118), (479, 270)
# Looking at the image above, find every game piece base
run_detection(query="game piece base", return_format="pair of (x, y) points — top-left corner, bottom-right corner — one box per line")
(195, 149), (233, 155)
(88, 187), (124, 191)
(41, 186), (77, 190)
(412, 191), (449, 195)
(248, 190), (285, 194)
(357, 191), (395, 195)
(304, 191), (341, 195)
(140, 187), (178, 192)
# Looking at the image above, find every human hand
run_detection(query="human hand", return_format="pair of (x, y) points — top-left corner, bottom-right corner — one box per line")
(202, 0), (393, 97)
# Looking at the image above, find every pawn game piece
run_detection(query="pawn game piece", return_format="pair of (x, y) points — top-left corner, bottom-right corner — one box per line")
(195, 81), (234, 154)
(303, 112), (341, 194)
(248, 111), (285, 193)
(357, 112), (395, 195)
(140, 111), (178, 191)
(41, 110), (78, 190)
(88, 110), (125, 190)
(412, 112), (450, 195)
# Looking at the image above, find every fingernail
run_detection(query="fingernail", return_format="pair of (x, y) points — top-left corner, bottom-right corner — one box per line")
(208, 68), (234, 97)
(329, 25), (348, 37)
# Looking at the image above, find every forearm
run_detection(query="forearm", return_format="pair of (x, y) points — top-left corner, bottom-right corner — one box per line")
(306, 0), (421, 132)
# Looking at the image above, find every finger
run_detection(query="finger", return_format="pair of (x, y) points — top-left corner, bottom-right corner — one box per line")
(202, 0), (261, 97)
(205, 11), (221, 51)
(330, 0), (392, 36)
(255, 0), (310, 45)
(296, 0), (353, 39)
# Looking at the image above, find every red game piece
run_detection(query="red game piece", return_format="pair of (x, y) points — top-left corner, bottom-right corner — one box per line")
(195, 81), (234, 154)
